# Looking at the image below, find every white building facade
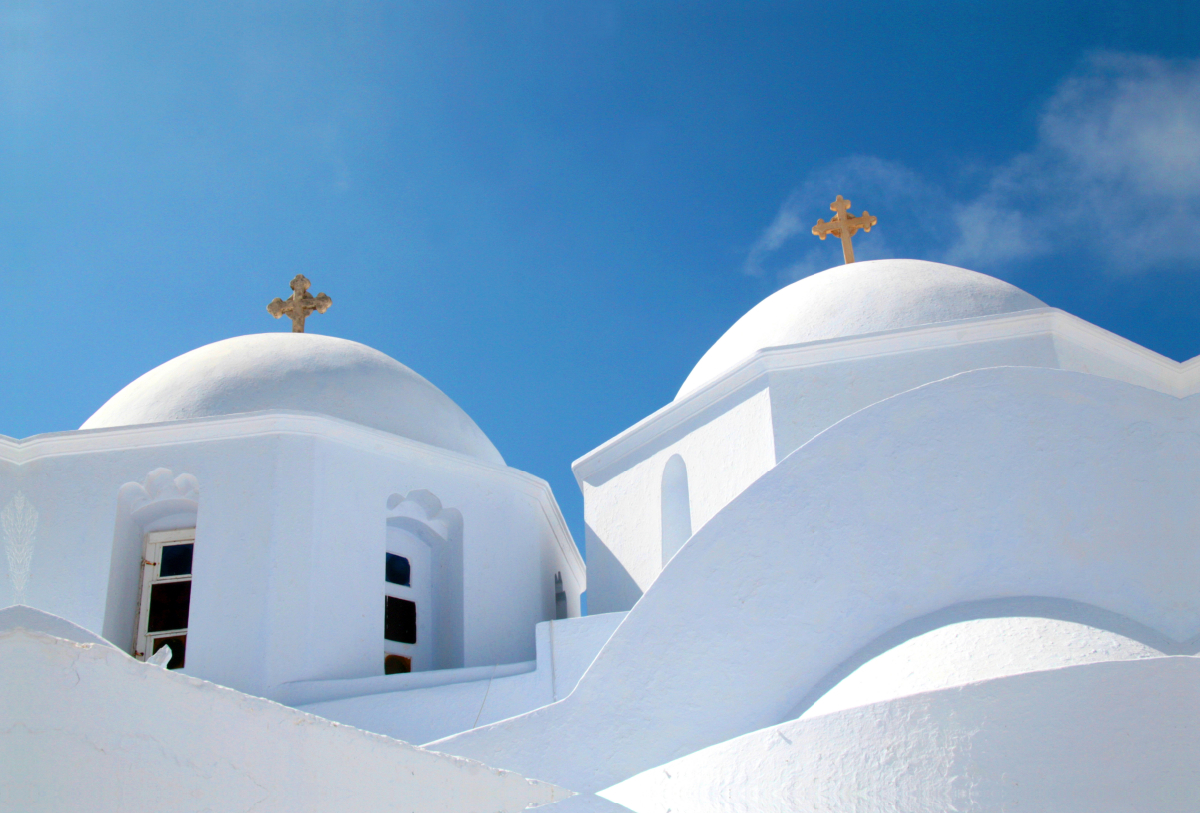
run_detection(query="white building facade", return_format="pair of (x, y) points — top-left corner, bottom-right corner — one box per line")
(4, 259), (1199, 811)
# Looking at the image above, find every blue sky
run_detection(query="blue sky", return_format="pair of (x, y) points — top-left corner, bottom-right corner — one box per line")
(4, 2), (1200, 556)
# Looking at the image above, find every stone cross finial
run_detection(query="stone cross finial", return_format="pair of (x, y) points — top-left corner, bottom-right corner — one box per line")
(812, 195), (877, 264)
(267, 275), (332, 333)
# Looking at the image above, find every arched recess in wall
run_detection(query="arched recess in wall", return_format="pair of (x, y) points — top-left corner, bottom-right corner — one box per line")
(386, 490), (464, 671)
(103, 468), (199, 652)
(661, 454), (692, 568)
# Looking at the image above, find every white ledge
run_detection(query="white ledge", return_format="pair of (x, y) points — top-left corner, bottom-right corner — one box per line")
(573, 308), (1200, 484)
(0, 409), (586, 586)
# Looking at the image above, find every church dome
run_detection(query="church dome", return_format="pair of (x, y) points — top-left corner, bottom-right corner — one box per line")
(82, 333), (504, 466)
(677, 259), (1046, 398)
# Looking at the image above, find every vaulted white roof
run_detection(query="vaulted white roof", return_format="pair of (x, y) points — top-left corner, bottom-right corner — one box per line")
(82, 333), (504, 465)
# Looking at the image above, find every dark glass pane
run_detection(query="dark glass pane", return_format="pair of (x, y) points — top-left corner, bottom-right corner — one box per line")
(152, 634), (187, 669)
(159, 543), (194, 578)
(385, 553), (411, 586)
(385, 596), (417, 644)
(384, 654), (411, 675)
(147, 581), (191, 632)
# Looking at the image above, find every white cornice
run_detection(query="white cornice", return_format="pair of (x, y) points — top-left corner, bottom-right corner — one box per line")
(0, 410), (585, 585)
(573, 308), (1200, 485)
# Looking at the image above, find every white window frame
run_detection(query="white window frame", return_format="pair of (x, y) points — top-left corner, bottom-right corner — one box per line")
(134, 528), (195, 662)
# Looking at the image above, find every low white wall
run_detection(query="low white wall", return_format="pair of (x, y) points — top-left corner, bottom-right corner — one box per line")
(297, 612), (627, 744)
(602, 657), (1200, 813)
(0, 628), (570, 813)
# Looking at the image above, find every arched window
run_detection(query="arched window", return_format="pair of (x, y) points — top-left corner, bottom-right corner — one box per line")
(661, 454), (692, 568)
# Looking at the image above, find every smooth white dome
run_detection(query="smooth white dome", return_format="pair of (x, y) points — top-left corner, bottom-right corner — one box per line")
(82, 333), (504, 465)
(678, 259), (1045, 398)
(801, 616), (1163, 719)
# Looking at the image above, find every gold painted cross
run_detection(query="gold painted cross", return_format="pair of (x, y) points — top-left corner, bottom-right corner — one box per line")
(812, 195), (877, 264)
(267, 275), (332, 333)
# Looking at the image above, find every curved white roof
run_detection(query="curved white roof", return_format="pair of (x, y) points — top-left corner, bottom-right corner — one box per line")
(82, 333), (504, 465)
(801, 616), (1163, 719)
(677, 259), (1045, 398)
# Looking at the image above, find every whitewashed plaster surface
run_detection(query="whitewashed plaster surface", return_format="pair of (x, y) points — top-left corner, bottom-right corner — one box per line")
(676, 260), (1045, 399)
(437, 367), (1200, 793)
(83, 333), (504, 465)
(579, 384), (775, 614)
(0, 408), (583, 701)
(296, 612), (627, 745)
(577, 262), (1200, 615)
(800, 615), (1167, 718)
(601, 657), (1200, 813)
(0, 625), (570, 813)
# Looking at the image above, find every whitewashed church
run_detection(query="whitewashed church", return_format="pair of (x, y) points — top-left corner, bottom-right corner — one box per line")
(3, 257), (1198, 811)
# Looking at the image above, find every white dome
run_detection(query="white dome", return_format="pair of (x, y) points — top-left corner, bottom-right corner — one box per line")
(801, 616), (1163, 719)
(82, 333), (504, 465)
(678, 259), (1045, 398)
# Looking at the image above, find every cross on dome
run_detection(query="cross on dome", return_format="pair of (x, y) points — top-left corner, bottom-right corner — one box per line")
(812, 195), (877, 264)
(267, 275), (332, 333)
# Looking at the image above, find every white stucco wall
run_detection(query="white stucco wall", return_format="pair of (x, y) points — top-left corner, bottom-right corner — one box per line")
(295, 612), (627, 745)
(438, 367), (1200, 794)
(576, 306), (1200, 616)
(602, 656), (1200, 813)
(578, 383), (776, 614)
(0, 410), (583, 704)
(1, 626), (570, 813)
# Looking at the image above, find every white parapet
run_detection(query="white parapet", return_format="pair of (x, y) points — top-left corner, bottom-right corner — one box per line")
(0, 625), (572, 813)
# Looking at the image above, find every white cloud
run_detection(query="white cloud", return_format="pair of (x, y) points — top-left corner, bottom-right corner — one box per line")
(747, 53), (1200, 280)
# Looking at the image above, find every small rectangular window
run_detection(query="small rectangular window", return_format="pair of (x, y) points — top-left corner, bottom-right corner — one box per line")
(135, 529), (195, 669)
(146, 581), (191, 632)
(385, 596), (417, 644)
(159, 543), (193, 578)
(385, 553), (411, 586)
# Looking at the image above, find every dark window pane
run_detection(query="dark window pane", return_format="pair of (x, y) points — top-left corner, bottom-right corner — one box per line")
(159, 543), (194, 578)
(147, 581), (191, 632)
(384, 654), (411, 675)
(152, 634), (187, 669)
(385, 553), (410, 586)
(385, 596), (417, 644)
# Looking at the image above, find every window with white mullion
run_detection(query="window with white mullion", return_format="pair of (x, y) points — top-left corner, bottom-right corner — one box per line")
(135, 528), (195, 670)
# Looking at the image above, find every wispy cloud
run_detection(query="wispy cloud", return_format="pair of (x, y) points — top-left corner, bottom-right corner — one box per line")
(746, 53), (1200, 282)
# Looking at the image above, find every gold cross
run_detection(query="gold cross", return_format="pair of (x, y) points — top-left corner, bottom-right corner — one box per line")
(812, 195), (877, 264)
(267, 275), (332, 333)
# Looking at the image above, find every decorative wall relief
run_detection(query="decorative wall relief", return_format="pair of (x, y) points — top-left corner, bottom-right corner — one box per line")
(386, 489), (456, 541)
(2, 491), (38, 604)
(121, 468), (200, 524)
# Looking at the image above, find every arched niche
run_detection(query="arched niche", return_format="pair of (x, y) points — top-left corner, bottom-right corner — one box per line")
(103, 468), (199, 652)
(386, 490), (464, 671)
(661, 454), (692, 568)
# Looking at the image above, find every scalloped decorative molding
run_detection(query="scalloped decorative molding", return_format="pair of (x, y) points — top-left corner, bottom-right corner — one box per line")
(387, 489), (456, 540)
(118, 468), (199, 527)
